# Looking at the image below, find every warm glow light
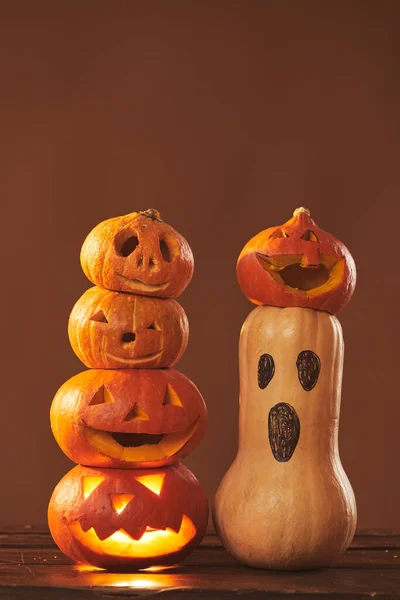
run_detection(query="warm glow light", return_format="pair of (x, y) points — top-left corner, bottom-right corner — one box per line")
(136, 473), (165, 496)
(69, 514), (196, 558)
(82, 476), (105, 500)
(110, 493), (134, 514)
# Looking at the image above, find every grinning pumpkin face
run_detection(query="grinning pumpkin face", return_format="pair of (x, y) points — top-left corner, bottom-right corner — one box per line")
(68, 287), (189, 369)
(50, 369), (207, 468)
(48, 463), (209, 570)
(236, 207), (356, 314)
(80, 209), (194, 298)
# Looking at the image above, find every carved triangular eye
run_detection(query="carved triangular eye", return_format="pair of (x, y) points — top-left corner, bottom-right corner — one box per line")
(82, 476), (105, 500)
(89, 385), (115, 406)
(110, 493), (134, 514)
(90, 310), (108, 323)
(147, 322), (157, 330)
(124, 403), (149, 422)
(301, 230), (319, 242)
(136, 473), (166, 496)
(269, 228), (289, 240)
(162, 384), (183, 407)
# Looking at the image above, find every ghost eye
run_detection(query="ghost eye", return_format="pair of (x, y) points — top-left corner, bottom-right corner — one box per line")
(258, 354), (275, 389)
(159, 238), (172, 262)
(296, 350), (320, 391)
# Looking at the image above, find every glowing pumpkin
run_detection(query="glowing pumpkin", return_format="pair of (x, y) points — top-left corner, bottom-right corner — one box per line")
(236, 207), (356, 314)
(48, 462), (209, 570)
(50, 368), (207, 468)
(68, 286), (188, 369)
(80, 209), (194, 298)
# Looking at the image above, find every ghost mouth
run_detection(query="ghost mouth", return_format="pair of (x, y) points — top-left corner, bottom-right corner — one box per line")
(84, 419), (199, 463)
(116, 273), (168, 292)
(256, 253), (344, 295)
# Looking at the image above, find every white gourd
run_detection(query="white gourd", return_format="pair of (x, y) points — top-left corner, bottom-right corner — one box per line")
(213, 306), (356, 570)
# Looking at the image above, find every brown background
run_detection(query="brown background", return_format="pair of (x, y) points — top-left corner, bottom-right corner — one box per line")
(0, 1), (399, 528)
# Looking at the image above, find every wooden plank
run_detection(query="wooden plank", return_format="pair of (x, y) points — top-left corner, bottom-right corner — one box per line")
(2, 531), (400, 550)
(1, 546), (400, 570)
(0, 564), (400, 597)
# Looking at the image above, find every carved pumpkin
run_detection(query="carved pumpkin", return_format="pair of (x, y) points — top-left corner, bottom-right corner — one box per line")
(48, 462), (209, 570)
(236, 207), (356, 314)
(50, 368), (207, 468)
(213, 306), (356, 569)
(80, 209), (194, 298)
(68, 286), (188, 369)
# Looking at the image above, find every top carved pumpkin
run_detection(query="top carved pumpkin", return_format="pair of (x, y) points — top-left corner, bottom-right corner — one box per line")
(236, 208), (356, 314)
(80, 209), (194, 298)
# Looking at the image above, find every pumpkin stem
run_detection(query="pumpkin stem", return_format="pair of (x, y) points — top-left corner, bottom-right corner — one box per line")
(293, 207), (311, 218)
(139, 208), (163, 222)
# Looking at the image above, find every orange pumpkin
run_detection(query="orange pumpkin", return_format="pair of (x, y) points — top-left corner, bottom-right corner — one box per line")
(80, 209), (194, 298)
(68, 286), (188, 369)
(50, 368), (207, 469)
(48, 462), (208, 570)
(236, 207), (356, 314)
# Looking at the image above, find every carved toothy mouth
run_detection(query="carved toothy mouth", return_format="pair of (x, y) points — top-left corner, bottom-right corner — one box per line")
(116, 273), (168, 293)
(105, 351), (163, 365)
(256, 254), (345, 295)
(84, 418), (199, 463)
(69, 514), (196, 559)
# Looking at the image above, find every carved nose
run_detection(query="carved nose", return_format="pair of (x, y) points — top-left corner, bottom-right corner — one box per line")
(137, 254), (160, 272)
(300, 244), (320, 268)
(121, 332), (136, 343)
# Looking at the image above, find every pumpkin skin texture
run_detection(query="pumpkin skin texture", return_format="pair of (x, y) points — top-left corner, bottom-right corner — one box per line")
(213, 306), (356, 570)
(50, 368), (207, 469)
(236, 207), (356, 314)
(68, 286), (189, 369)
(48, 462), (209, 570)
(80, 209), (194, 298)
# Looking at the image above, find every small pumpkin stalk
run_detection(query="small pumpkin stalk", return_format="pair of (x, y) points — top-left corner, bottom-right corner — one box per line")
(49, 210), (208, 570)
(213, 208), (357, 570)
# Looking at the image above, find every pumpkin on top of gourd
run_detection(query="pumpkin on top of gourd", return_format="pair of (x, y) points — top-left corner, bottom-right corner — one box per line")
(48, 462), (208, 570)
(236, 207), (356, 314)
(68, 286), (189, 369)
(80, 208), (194, 298)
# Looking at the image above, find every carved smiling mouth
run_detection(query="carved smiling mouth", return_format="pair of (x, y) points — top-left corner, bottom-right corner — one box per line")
(256, 254), (345, 295)
(84, 419), (199, 463)
(105, 351), (163, 365)
(116, 273), (168, 293)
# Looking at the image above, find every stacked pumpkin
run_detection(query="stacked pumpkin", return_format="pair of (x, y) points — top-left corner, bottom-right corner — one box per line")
(214, 207), (357, 570)
(48, 209), (208, 570)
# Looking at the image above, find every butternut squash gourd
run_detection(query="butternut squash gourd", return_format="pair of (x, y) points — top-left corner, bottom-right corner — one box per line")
(213, 306), (356, 570)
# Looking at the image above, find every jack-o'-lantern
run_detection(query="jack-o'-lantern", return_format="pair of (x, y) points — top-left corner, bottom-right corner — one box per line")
(48, 462), (209, 570)
(236, 207), (356, 314)
(80, 209), (194, 298)
(68, 286), (188, 369)
(50, 368), (207, 468)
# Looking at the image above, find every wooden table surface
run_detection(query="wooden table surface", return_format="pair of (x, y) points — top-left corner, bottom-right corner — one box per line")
(1, 526), (400, 598)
